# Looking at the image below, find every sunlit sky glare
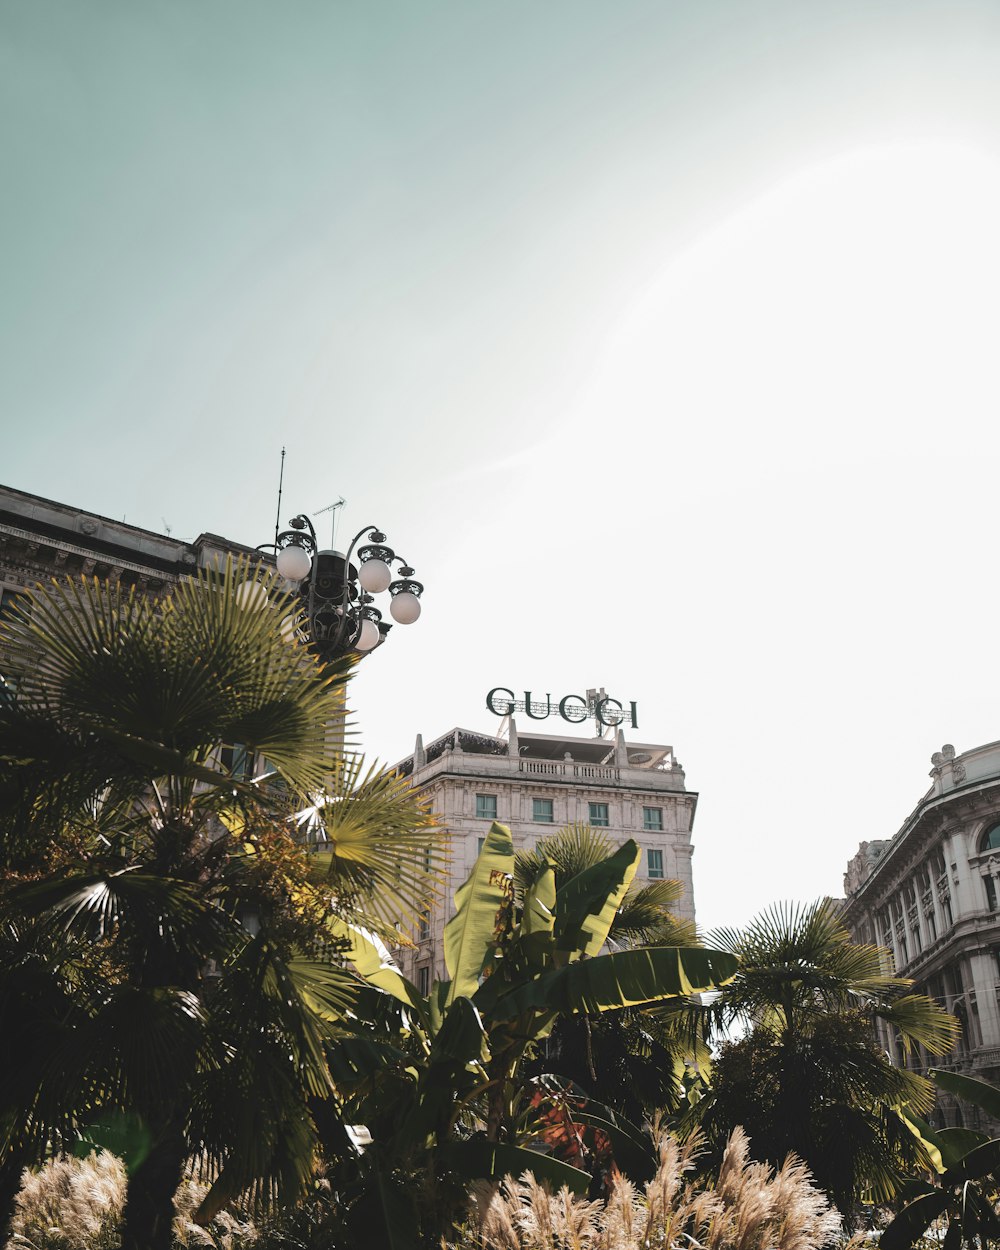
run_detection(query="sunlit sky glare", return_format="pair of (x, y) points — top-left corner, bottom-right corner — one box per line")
(4, 1), (1000, 932)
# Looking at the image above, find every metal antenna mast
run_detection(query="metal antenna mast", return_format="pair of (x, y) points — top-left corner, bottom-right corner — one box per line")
(273, 447), (286, 552)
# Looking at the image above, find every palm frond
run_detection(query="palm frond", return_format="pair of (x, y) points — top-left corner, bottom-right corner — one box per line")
(12, 870), (239, 967)
(0, 560), (352, 801)
(877, 993), (961, 1058)
(514, 825), (613, 900)
(612, 880), (698, 947)
(303, 752), (447, 928)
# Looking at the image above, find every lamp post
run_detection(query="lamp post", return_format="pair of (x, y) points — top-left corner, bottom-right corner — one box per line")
(258, 512), (423, 662)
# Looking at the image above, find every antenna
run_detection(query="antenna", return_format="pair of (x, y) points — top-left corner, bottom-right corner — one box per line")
(162, 518), (172, 536)
(273, 447), (286, 551)
(314, 497), (346, 549)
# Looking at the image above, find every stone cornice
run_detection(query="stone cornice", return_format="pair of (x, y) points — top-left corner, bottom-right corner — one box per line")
(845, 779), (1000, 915)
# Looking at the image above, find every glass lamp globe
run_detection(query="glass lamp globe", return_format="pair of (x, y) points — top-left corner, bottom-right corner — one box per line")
(276, 543), (312, 582)
(390, 592), (421, 624)
(358, 557), (392, 593)
(357, 617), (381, 651)
(235, 580), (269, 611)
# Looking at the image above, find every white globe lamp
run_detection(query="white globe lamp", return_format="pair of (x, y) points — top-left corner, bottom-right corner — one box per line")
(359, 557), (392, 593)
(356, 617), (381, 651)
(235, 580), (269, 611)
(276, 543), (313, 582)
(390, 591), (421, 624)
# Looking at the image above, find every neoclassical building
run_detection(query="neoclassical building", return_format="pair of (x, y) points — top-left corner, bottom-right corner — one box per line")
(842, 741), (1000, 1128)
(392, 717), (697, 994)
(0, 481), (259, 605)
(0, 481), (263, 704)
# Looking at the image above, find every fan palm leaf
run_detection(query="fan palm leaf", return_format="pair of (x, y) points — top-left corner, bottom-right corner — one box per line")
(698, 898), (958, 1211)
(303, 752), (446, 928)
(0, 559), (349, 800)
(0, 560), (442, 1243)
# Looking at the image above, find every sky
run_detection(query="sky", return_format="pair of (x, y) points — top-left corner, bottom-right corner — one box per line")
(4, 0), (1000, 933)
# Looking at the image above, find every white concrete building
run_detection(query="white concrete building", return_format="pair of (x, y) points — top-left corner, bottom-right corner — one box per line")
(392, 717), (697, 995)
(842, 741), (1000, 1128)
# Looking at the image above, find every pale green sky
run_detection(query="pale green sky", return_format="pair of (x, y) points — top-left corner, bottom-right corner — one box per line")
(4, 0), (1000, 928)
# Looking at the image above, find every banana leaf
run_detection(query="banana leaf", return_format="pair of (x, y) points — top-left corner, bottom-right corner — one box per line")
(328, 917), (425, 1016)
(444, 822), (514, 1002)
(880, 1190), (952, 1250)
(523, 862), (556, 939)
(439, 1137), (590, 1192)
(931, 1068), (1000, 1123)
(483, 945), (738, 1022)
(554, 839), (640, 958)
(345, 1160), (419, 1250)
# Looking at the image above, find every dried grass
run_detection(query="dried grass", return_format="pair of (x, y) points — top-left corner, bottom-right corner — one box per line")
(447, 1127), (843, 1250)
(6, 1152), (261, 1250)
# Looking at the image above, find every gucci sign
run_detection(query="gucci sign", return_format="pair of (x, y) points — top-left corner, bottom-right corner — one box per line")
(485, 687), (638, 729)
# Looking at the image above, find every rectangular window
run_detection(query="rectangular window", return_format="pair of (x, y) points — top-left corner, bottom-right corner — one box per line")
(588, 802), (609, 827)
(220, 743), (252, 780)
(418, 910), (430, 941)
(943, 895), (953, 927)
(647, 848), (664, 879)
(987, 876), (998, 913)
(643, 806), (663, 831)
(532, 798), (554, 823)
(417, 966), (430, 997)
(476, 794), (497, 821)
(477, 836), (486, 856)
(0, 588), (27, 620)
(912, 926), (921, 955)
(926, 913), (936, 941)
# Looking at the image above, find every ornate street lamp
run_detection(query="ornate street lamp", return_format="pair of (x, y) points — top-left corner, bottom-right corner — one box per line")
(257, 512), (423, 662)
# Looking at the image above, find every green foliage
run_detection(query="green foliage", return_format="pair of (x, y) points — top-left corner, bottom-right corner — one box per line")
(697, 899), (959, 1214)
(444, 822), (514, 1001)
(880, 1069), (1000, 1250)
(0, 562), (444, 1247)
(322, 824), (737, 1247)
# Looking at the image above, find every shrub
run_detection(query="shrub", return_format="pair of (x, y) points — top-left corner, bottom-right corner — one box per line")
(7, 1153), (260, 1250)
(449, 1127), (844, 1250)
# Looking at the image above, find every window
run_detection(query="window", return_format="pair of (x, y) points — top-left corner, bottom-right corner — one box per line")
(417, 966), (430, 996)
(943, 895), (953, 927)
(986, 876), (998, 913)
(983, 822), (1000, 852)
(588, 802), (609, 827)
(477, 836), (486, 856)
(532, 798), (554, 823)
(476, 794), (497, 821)
(911, 926), (921, 955)
(643, 806), (663, 831)
(647, 848), (664, 879)
(926, 912), (936, 941)
(418, 909), (430, 941)
(220, 743), (252, 780)
(0, 588), (27, 620)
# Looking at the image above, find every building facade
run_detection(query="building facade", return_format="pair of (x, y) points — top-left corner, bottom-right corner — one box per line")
(0, 481), (260, 605)
(0, 481), (264, 703)
(392, 718), (697, 995)
(842, 741), (1000, 1129)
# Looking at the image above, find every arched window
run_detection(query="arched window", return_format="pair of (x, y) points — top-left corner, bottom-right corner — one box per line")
(982, 822), (1000, 852)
